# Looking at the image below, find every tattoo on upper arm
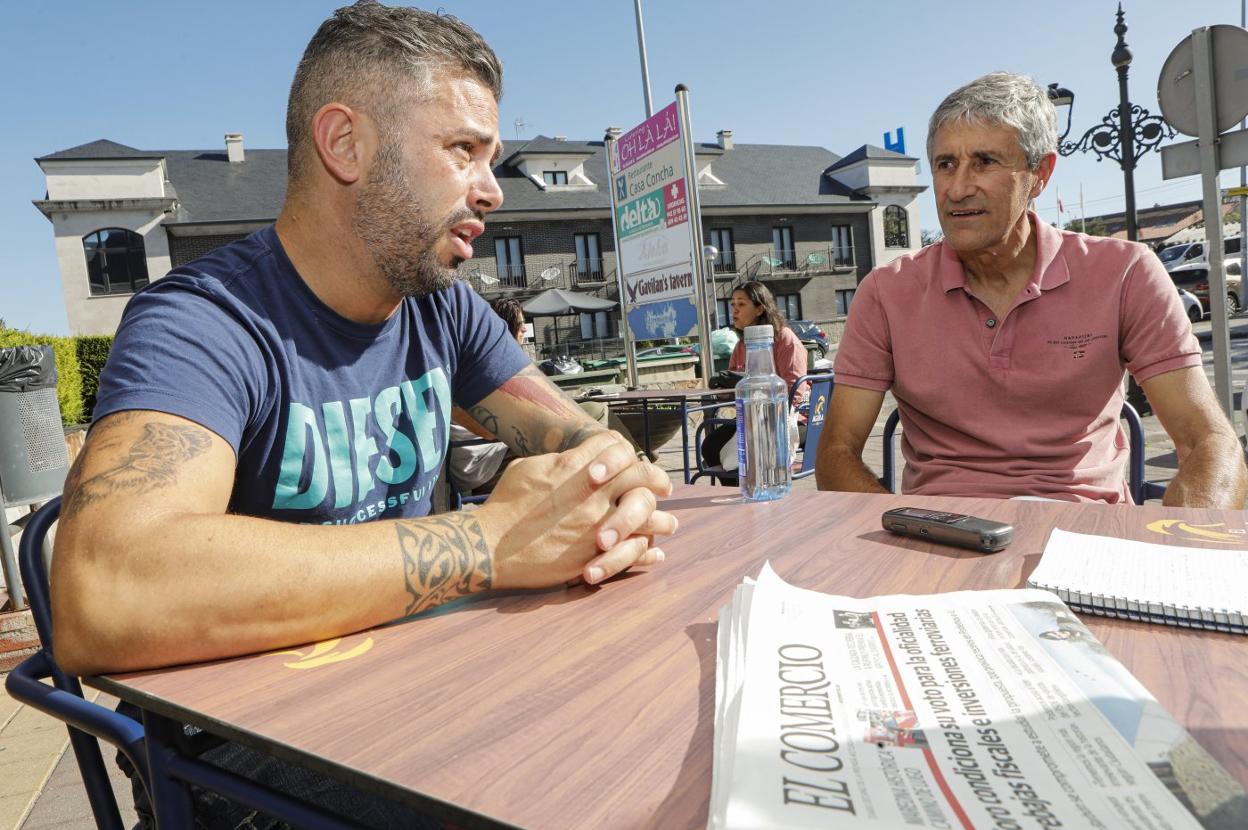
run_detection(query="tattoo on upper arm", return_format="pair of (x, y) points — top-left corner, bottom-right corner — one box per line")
(62, 418), (213, 519)
(397, 513), (491, 616)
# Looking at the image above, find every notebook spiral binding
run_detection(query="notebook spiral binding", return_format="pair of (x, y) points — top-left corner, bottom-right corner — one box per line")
(1028, 582), (1247, 635)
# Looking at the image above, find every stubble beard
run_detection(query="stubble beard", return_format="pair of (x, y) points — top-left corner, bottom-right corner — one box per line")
(352, 139), (475, 299)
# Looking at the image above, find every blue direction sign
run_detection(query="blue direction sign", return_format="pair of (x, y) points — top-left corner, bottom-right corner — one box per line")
(626, 297), (700, 340)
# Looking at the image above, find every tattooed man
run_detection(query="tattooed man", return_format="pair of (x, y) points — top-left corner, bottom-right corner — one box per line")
(52, 4), (675, 826)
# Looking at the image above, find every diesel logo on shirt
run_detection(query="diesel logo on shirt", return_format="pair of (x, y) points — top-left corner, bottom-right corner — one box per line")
(272, 368), (450, 515)
(1046, 332), (1108, 359)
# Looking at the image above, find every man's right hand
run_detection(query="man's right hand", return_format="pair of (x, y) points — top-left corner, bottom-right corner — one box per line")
(476, 431), (677, 588)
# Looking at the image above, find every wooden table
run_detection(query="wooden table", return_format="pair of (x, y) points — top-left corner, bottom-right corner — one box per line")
(91, 489), (1248, 828)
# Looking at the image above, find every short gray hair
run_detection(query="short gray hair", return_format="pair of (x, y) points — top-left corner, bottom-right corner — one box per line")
(926, 72), (1057, 169)
(286, 1), (503, 183)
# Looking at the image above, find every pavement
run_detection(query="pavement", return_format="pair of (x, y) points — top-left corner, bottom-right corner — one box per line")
(1, 315), (1246, 829)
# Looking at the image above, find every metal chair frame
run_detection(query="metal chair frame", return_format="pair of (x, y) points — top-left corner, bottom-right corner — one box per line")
(4, 498), (374, 828)
(879, 402), (1165, 502)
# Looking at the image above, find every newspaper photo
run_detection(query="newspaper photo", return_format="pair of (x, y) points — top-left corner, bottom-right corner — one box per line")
(710, 564), (1246, 829)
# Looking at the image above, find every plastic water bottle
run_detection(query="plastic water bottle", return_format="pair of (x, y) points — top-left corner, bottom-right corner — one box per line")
(735, 324), (791, 502)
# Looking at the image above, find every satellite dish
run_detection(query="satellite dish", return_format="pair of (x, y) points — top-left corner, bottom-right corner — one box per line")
(1158, 24), (1248, 137)
(540, 266), (560, 281)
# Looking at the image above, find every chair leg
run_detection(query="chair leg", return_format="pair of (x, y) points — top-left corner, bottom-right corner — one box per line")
(143, 712), (196, 827)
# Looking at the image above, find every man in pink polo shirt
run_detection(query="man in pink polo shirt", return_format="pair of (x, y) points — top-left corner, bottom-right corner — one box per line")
(816, 72), (1246, 506)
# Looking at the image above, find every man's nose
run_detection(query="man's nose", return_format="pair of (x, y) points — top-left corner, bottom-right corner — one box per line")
(945, 165), (976, 200)
(471, 162), (503, 214)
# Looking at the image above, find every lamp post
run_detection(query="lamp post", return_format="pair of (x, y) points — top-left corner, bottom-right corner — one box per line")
(1047, 4), (1174, 242)
(704, 244), (720, 329)
(1048, 4), (1175, 415)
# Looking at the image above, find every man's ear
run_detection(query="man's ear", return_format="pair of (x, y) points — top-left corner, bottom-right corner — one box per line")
(1029, 152), (1057, 199)
(311, 103), (367, 185)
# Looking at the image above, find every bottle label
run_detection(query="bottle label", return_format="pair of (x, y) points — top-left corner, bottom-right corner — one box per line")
(736, 400), (747, 478)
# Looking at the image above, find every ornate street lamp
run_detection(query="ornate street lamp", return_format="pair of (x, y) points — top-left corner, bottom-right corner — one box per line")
(1047, 3), (1175, 242)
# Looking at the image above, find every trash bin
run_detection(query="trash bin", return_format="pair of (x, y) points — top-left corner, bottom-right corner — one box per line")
(0, 345), (69, 610)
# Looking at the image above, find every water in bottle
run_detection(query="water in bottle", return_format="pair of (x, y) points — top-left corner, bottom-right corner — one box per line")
(735, 325), (791, 502)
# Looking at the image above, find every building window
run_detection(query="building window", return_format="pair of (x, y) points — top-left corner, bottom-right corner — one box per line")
(709, 228), (736, 272)
(83, 228), (149, 296)
(574, 233), (602, 283)
(716, 298), (732, 328)
(772, 227), (796, 269)
(543, 170), (568, 186)
(775, 292), (801, 321)
(831, 225), (854, 267)
(494, 236), (525, 286)
(836, 288), (856, 316)
(884, 206), (909, 248)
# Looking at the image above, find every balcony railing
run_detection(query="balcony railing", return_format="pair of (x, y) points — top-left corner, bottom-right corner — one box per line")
(713, 251), (737, 273)
(498, 263), (527, 288)
(571, 257), (607, 286)
(743, 247), (857, 279)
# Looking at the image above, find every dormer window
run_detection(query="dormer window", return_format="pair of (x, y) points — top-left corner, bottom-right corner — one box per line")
(83, 228), (149, 296)
(542, 171), (568, 186)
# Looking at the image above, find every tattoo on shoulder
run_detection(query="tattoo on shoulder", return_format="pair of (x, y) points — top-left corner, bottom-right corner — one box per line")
(397, 513), (492, 617)
(62, 420), (213, 518)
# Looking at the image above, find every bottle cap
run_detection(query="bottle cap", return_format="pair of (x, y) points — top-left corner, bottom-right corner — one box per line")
(744, 324), (774, 342)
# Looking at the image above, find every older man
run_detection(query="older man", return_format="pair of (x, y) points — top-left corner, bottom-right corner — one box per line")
(816, 72), (1246, 506)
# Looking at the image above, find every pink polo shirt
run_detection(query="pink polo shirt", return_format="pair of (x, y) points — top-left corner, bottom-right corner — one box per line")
(834, 213), (1201, 503)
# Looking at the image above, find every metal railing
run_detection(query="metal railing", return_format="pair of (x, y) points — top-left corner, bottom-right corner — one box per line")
(570, 257), (608, 286)
(712, 251), (737, 273)
(498, 263), (527, 288)
(743, 247), (856, 279)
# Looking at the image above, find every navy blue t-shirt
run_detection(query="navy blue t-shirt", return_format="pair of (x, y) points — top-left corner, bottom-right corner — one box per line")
(93, 226), (529, 524)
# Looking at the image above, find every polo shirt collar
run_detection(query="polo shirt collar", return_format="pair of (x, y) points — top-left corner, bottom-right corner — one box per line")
(937, 210), (1071, 294)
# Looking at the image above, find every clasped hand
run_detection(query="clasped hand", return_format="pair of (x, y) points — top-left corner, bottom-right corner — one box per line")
(478, 431), (677, 588)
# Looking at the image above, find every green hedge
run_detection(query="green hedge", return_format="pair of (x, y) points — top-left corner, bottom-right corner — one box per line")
(0, 328), (116, 426)
(75, 335), (114, 421)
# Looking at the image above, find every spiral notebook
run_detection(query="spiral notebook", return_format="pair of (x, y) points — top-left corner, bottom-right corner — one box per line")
(1027, 528), (1248, 634)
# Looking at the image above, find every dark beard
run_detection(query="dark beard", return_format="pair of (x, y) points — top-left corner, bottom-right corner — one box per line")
(352, 141), (472, 298)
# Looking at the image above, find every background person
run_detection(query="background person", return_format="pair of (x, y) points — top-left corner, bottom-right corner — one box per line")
(700, 281), (806, 481)
(815, 71), (1246, 507)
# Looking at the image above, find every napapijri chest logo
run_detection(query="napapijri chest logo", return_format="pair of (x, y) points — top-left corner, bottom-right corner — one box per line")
(1046, 332), (1109, 359)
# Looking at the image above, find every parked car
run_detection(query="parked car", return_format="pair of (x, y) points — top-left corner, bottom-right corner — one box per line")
(1179, 287), (1203, 323)
(1157, 236), (1242, 274)
(1170, 259), (1242, 316)
(788, 320), (830, 355)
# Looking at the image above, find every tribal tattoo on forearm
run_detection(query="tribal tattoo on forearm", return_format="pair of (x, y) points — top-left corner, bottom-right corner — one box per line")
(62, 415), (213, 519)
(397, 513), (492, 617)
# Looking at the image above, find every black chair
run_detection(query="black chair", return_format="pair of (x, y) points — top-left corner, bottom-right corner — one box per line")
(6, 498), (379, 828)
(3, 497), (148, 830)
(879, 402), (1165, 502)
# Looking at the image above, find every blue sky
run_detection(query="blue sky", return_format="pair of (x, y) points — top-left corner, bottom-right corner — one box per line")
(2, 0), (1243, 334)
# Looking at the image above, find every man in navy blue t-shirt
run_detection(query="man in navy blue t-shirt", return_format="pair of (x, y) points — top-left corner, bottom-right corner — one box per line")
(52, 6), (674, 683)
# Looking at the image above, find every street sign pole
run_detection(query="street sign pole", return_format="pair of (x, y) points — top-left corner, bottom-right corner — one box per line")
(604, 133), (638, 388)
(1193, 28), (1235, 416)
(675, 84), (715, 383)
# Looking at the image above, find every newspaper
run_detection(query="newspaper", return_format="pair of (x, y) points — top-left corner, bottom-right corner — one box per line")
(710, 564), (1247, 829)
